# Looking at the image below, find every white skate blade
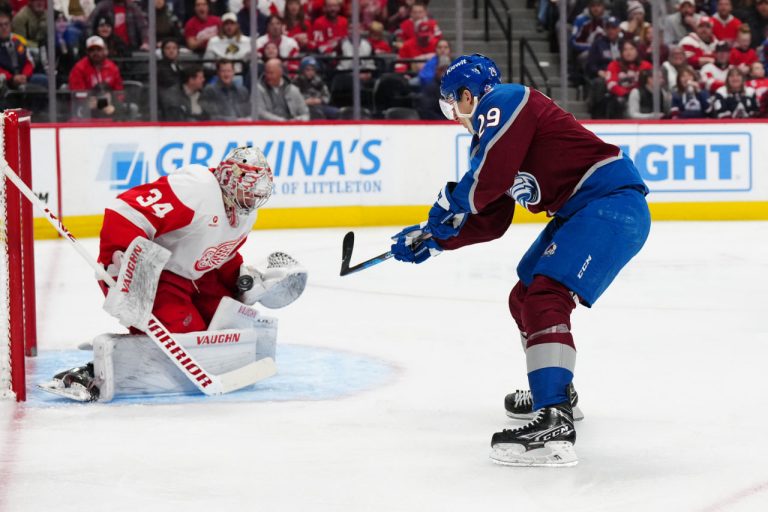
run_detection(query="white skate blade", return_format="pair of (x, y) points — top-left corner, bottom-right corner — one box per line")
(490, 441), (578, 467)
(507, 405), (584, 422)
(37, 381), (95, 402)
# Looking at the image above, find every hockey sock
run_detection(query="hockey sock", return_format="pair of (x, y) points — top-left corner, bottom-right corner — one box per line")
(521, 275), (577, 410)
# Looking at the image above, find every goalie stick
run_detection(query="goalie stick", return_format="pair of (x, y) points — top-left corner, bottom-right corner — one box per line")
(339, 231), (431, 276)
(1, 162), (276, 396)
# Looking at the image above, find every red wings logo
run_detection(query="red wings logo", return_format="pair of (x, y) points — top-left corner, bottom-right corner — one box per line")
(194, 234), (247, 272)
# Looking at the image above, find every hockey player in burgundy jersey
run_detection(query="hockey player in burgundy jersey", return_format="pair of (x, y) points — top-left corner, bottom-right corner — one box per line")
(390, 54), (650, 466)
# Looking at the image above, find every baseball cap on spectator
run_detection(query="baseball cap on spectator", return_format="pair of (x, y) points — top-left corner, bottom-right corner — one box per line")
(605, 16), (620, 28)
(299, 56), (319, 72)
(697, 15), (713, 27)
(86, 36), (106, 49)
(588, 0), (604, 5)
(97, 16), (113, 27)
(222, 12), (237, 23)
(715, 41), (731, 52)
(677, 0), (694, 6)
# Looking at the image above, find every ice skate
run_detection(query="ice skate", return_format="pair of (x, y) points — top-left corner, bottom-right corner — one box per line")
(37, 363), (100, 402)
(490, 401), (577, 467)
(504, 382), (583, 421)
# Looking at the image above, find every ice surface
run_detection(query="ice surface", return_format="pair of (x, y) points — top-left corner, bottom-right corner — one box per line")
(2, 222), (767, 512)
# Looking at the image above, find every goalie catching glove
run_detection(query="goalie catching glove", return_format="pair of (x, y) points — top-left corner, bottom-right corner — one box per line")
(102, 237), (171, 331)
(238, 252), (308, 308)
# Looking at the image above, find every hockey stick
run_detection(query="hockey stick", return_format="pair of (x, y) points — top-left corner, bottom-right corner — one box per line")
(339, 231), (431, 276)
(1, 162), (276, 396)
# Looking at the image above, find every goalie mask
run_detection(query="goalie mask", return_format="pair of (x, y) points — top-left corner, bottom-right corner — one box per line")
(214, 146), (273, 225)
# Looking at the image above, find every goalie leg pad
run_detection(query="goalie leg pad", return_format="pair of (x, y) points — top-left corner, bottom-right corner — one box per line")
(92, 325), (276, 401)
(102, 237), (171, 331)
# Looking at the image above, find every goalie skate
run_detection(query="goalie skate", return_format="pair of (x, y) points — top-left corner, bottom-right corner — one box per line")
(490, 401), (577, 467)
(37, 363), (100, 402)
(504, 382), (584, 421)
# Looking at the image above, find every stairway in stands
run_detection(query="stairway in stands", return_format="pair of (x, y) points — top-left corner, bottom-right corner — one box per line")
(427, 0), (590, 118)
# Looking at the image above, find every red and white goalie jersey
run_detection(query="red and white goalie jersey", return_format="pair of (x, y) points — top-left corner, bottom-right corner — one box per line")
(98, 164), (257, 281)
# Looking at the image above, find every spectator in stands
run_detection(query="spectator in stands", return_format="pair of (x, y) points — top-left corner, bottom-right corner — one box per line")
(605, 39), (652, 118)
(681, 15), (719, 69)
(397, 1), (440, 45)
(254, 57), (310, 121)
(68, 35), (124, 119)
(160, 65), (207, 121)
(185, 0), (221, 54)
(712, 0), (742, 42)
(627, 69), (671, 119)
(740, 0), (768, 48)
(662, 45), (688, 92)
(730, 24), (758, 73)
(637, 20), (669, 62)
(284, 0), (311, 51)
(711, 66), (760, 116)
(89, 16), (130, 62)
(748, 61), (768, 115)
(571, 0), (607, 68)
(312, 0), (348, 55)
(670, 65), (710, 117)
(536, 0), (554, 33)
(620, 1), (651, 44)
(418, 38), (450, 87)
(294, 55), (338, 119)
(200, 59), (250, 120)
(416, 54), (450, 119)
(256, 15), (300, 72)
(586, 15), (621, 79)
(368, 20), (392, 54)
(237, 0), (268, 37)
(337, 34), (377, 72)
(11, 0), (46, 48)
(54, 0), (90, 53)
(387, 0), (414, 33)
(158, 38), (183, 88)
(0, 10), (46, 90)
(155, 0), (183, 44)
(701, 40), (731, 92)
(585, 16), (622, 118)
(664, 0), (699, 45)
(360, 0), (388, 30)
(88, 0), (148, 52)
(396, 21), (436, 74)
(205, 12), (251, 77)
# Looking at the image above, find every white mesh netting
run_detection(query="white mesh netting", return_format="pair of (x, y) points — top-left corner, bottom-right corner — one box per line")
(0, 114), (13, 399)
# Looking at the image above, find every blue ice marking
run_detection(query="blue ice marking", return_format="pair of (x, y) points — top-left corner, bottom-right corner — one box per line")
(26, 344), (397, 407)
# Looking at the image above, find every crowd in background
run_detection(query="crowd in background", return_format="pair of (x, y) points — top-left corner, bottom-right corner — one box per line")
(0, 0), (452, 121)
(560, 0), (768, 118)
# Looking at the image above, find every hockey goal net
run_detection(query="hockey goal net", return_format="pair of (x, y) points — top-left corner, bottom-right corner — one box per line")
(0, 110), (37, 401)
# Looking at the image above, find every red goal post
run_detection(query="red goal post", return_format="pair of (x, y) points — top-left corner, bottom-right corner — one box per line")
(1, 109), (37, 402)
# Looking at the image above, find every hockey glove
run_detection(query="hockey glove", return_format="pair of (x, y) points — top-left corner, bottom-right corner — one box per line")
(426, 182), (468, 239)
(238, 252), (308, 308)
(390, 223), (443, 264)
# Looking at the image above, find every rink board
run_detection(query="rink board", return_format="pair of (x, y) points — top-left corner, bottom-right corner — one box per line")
(28, 344), (397, 407)
(27, 120), (768, 239)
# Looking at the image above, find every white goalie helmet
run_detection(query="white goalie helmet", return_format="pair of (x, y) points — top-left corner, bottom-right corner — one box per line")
(214, 146), (274, 217)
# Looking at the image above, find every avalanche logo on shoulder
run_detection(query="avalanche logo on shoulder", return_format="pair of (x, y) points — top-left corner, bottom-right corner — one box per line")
(508, 172), (541, 209)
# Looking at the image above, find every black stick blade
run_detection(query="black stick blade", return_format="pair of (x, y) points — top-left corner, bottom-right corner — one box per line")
(340, 231), (355, 276)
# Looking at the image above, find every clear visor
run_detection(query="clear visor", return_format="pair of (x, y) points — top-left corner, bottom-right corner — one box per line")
(439, 98), (456, 120)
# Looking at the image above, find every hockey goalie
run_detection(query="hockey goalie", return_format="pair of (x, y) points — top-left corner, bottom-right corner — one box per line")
(40, 146), (307, 402)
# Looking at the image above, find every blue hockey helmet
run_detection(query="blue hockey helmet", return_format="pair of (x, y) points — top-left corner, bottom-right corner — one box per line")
(439, 54), (501, 119)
